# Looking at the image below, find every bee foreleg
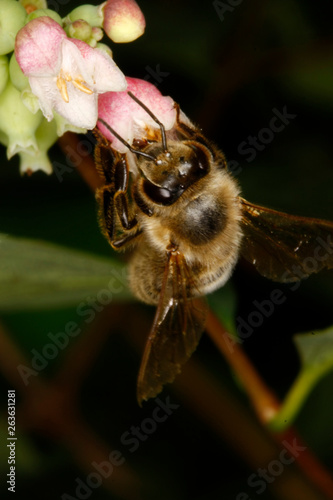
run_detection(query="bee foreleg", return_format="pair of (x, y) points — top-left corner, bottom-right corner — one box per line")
(94, 130), (116, 184)
(113, 157), (138, 230)
(96, 154), (140, 250)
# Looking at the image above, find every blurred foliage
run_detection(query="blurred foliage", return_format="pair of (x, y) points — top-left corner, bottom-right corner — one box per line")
(270, 326), (333, 432)
(0, 234), (130, 310)
(1, 1), (333, 499)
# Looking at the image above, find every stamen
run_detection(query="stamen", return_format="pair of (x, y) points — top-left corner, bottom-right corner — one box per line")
(56, 70), (93, 102)
(56, 76), (69, 103)
(72, 79), (93, 95)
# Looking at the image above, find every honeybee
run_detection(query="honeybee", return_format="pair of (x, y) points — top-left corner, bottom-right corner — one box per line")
(94, 91), (333, 405)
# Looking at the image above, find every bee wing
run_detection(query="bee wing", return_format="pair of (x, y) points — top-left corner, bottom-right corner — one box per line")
(240, 198), (333, 282)
(137, 251), (207, 404)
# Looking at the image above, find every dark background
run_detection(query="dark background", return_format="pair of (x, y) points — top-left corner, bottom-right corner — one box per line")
(1, 1), (333, 499)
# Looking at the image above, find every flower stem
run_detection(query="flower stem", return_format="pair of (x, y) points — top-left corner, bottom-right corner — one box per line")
(205, 308), (280, 424)
(269, 365), (329, 432)
(205, 308), (333, 499)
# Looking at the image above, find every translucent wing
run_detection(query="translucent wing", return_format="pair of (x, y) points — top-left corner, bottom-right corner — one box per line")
(240, 198), (333, 282)
(137, 250), (207, 404)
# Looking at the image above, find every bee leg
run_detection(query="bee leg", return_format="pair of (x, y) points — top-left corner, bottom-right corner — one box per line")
(112, 228), (143, 249)
(94, 129), (115, 184)
(95, 131), (140, 247)
(174, 103), (202, 140)
(96, 154), (140, 250)
(113, 156), (138, 231)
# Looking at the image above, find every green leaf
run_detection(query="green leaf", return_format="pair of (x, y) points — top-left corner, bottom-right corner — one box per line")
(269, 325), (333, 432)
(0, 233), (131, 311)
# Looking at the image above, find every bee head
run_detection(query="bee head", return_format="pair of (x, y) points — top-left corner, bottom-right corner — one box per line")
(98, 92), (211, 206)
(139, 141), (211, 206)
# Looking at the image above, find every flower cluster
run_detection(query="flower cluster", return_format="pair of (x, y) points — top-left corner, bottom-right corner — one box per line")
(0, 0), (145, 174)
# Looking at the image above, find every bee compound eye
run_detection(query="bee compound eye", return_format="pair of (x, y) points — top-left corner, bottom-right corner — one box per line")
(143, 180), (173, 205)
(190, 144), (210, 172)
(143, 179), (185, 206)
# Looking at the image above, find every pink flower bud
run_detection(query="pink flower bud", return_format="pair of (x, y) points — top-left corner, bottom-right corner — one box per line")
(103, 0), (145, 43)
(98, 77), (177, 153)
(15, 17), (65, 76)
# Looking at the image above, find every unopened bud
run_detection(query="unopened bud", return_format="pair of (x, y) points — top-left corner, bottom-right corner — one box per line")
(67, 20), (92, 42)
(26, 9), (62, 25)
(0, 0), (27, 55)
(0, 81), (42, 158)
(19, 0), (47, 13)
(92, 27), (104, 43)
(96, 43), (113, 58)
(0, 56), (9, 95)
(103, 0), (145, 43)
(9, 53), (29, 92)
(64, 4), (104, 28)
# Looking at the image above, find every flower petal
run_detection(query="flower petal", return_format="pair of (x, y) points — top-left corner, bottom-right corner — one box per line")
(19, 149), (53, 175)
(15, 16), (65, 77)
(98, 77), (176, 152)
(54, 88), (98, 129)
(19, 117), (58, 175)
(29, 74), (99, 129)
(16, 17), (127, 131)
(70, 38), (127, 92)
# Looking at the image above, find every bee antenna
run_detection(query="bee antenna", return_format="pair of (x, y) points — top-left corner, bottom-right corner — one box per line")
(127, 91), (168, 153)
(97, 118), (157, 162)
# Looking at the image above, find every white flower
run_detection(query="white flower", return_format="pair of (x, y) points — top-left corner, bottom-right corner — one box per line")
(15, 16), (127, 129)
